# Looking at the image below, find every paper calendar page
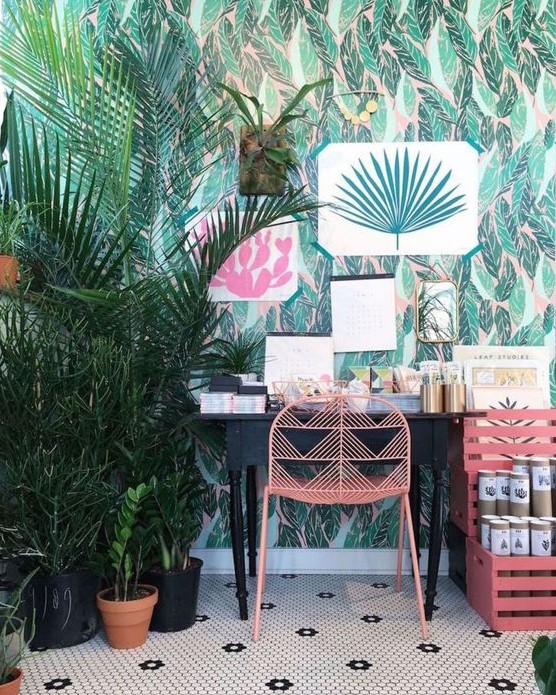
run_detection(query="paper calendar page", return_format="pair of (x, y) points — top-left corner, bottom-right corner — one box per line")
(264, 333), (334, 392)
(330, 275), (397, 353)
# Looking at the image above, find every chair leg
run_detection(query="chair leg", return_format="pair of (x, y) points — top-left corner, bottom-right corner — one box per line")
(252, 486), (270, 641)
(396, 495), (405, 592)
(402, 493), (428, 639)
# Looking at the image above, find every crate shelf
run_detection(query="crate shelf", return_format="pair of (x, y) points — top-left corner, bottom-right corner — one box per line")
(456, 408), (556, 474)
(466, 538), (556, 631)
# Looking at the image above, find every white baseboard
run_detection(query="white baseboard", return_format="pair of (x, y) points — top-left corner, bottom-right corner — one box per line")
(193, 548), (449, 576)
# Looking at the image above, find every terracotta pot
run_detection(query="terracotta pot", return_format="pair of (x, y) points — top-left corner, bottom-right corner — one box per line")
(0, 669), (22, 695)
(96, 585), (158, 649)
(0, 256), (18, 288)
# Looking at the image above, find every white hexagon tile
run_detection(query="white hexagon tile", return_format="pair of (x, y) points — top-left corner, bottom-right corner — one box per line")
(21, 575), (542, 695)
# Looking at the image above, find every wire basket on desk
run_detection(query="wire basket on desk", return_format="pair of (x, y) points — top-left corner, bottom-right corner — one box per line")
(272, 380), (347, 407)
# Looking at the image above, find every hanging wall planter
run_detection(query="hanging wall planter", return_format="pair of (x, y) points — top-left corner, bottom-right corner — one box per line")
(239, 125), (286, 197)
(218, 78), (331, 197)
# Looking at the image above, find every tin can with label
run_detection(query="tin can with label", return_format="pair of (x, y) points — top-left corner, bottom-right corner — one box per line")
(530, 457), (552, 517)
(509, 471), (530, 517)
(489, 519), (510, 556)
(510, 519), (530, 556)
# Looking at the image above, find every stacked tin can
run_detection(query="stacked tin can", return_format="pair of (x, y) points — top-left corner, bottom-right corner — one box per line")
(479, 455), (556, 556)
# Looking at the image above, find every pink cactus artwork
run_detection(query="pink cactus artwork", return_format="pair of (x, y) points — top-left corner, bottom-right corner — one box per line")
(210, 220), (299, 301)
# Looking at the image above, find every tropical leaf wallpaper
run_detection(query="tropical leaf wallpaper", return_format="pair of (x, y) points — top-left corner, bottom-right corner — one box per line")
(4, 0), (556, 551)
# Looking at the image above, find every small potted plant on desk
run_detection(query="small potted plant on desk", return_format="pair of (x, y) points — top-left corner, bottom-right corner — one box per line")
(96, 483), (158, 649)
(0, 574), (35, 695)
(210, 332), (265, 383)
(142, 465), (206, 632)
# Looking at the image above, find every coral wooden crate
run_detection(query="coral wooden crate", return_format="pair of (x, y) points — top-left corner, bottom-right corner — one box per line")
(450, 408), (556, 535)
(450, 468), (479, 537)
(466, 538), (556, 631)
(450, 463), (514, 536)
(460, 409), (556, 474)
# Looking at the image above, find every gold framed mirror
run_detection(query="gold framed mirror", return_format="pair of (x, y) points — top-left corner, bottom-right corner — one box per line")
(416, 280), (458, 343)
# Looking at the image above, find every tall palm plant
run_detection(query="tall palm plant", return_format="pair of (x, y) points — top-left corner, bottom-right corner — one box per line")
(0, 0), (324, 463)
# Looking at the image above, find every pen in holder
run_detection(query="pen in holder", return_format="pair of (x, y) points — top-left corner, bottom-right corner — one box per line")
(443, 383), (466, 412)
(420, 384), (443, 413)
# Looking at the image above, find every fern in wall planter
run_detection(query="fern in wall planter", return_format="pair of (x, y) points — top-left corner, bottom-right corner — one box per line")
(332, 148), (467, 251)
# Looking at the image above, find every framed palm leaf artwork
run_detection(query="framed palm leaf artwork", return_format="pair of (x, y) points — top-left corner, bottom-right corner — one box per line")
(318, 142), (478, 256)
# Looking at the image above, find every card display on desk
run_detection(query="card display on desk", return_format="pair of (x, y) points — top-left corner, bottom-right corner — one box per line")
(330, 275), (397, 353)
(264, 333), (334, 392)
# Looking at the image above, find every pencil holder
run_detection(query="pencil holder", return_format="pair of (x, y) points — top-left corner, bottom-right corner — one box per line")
(420, 384), (443, 413)
(443, 383), (466, 412)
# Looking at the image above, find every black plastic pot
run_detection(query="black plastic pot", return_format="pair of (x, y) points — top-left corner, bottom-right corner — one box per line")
(24, 571), (102, 649)
(142, 557), (203, 632)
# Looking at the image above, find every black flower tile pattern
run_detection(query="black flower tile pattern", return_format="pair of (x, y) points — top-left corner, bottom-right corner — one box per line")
(222, 643), (247, 653)
(417, 643), (442, 653)
(295, 627), (318, 637)
(265, 678), (294, 691)
(488, 678), (517, 692)
(44, 678), (72, 690)
(224, 581), (236, 588)
(316, 591), (335, 598)
(480, 628), (502, 638)
(347, 659), (372, 671)
(139, 660), (165, 670)
(280, 574), (297, 579)
(25, 575), (535, 695)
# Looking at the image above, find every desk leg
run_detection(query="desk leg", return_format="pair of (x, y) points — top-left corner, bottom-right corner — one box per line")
(425, 467), (444, 621)
(229, 469), (248, 620)
(409, 465), (422, 571)
(246, 466), (257, 577)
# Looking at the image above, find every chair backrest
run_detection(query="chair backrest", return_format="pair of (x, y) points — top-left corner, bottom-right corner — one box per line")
(268, 393), (411, 505)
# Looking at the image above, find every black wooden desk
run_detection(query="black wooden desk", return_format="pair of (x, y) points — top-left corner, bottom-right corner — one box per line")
(199, 411), (462, 622)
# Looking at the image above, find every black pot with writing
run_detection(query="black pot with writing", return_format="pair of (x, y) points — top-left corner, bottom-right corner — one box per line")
(24, 571), (102, 649)
(142, 557), (203, 632)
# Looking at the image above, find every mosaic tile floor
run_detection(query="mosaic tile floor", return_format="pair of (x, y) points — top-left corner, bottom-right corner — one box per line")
(21, 574), (542, 695)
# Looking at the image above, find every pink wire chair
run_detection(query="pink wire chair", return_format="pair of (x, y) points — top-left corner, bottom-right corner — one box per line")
(252, 393), (427, 640)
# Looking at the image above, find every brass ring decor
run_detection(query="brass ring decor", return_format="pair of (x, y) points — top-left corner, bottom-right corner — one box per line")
(332, 90), (382, 127)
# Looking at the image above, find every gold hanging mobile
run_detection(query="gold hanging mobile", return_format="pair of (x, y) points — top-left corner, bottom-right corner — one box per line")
(332, 90), (382, 127)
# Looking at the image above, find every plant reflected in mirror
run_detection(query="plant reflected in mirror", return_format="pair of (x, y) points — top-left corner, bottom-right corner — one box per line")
(416, 280), (458, 343)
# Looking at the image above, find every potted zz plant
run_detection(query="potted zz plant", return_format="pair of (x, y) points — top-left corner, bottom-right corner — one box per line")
(142, 466), (206, 632)
(218, 78), (331, 196)
(96, 483), (158, 649)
